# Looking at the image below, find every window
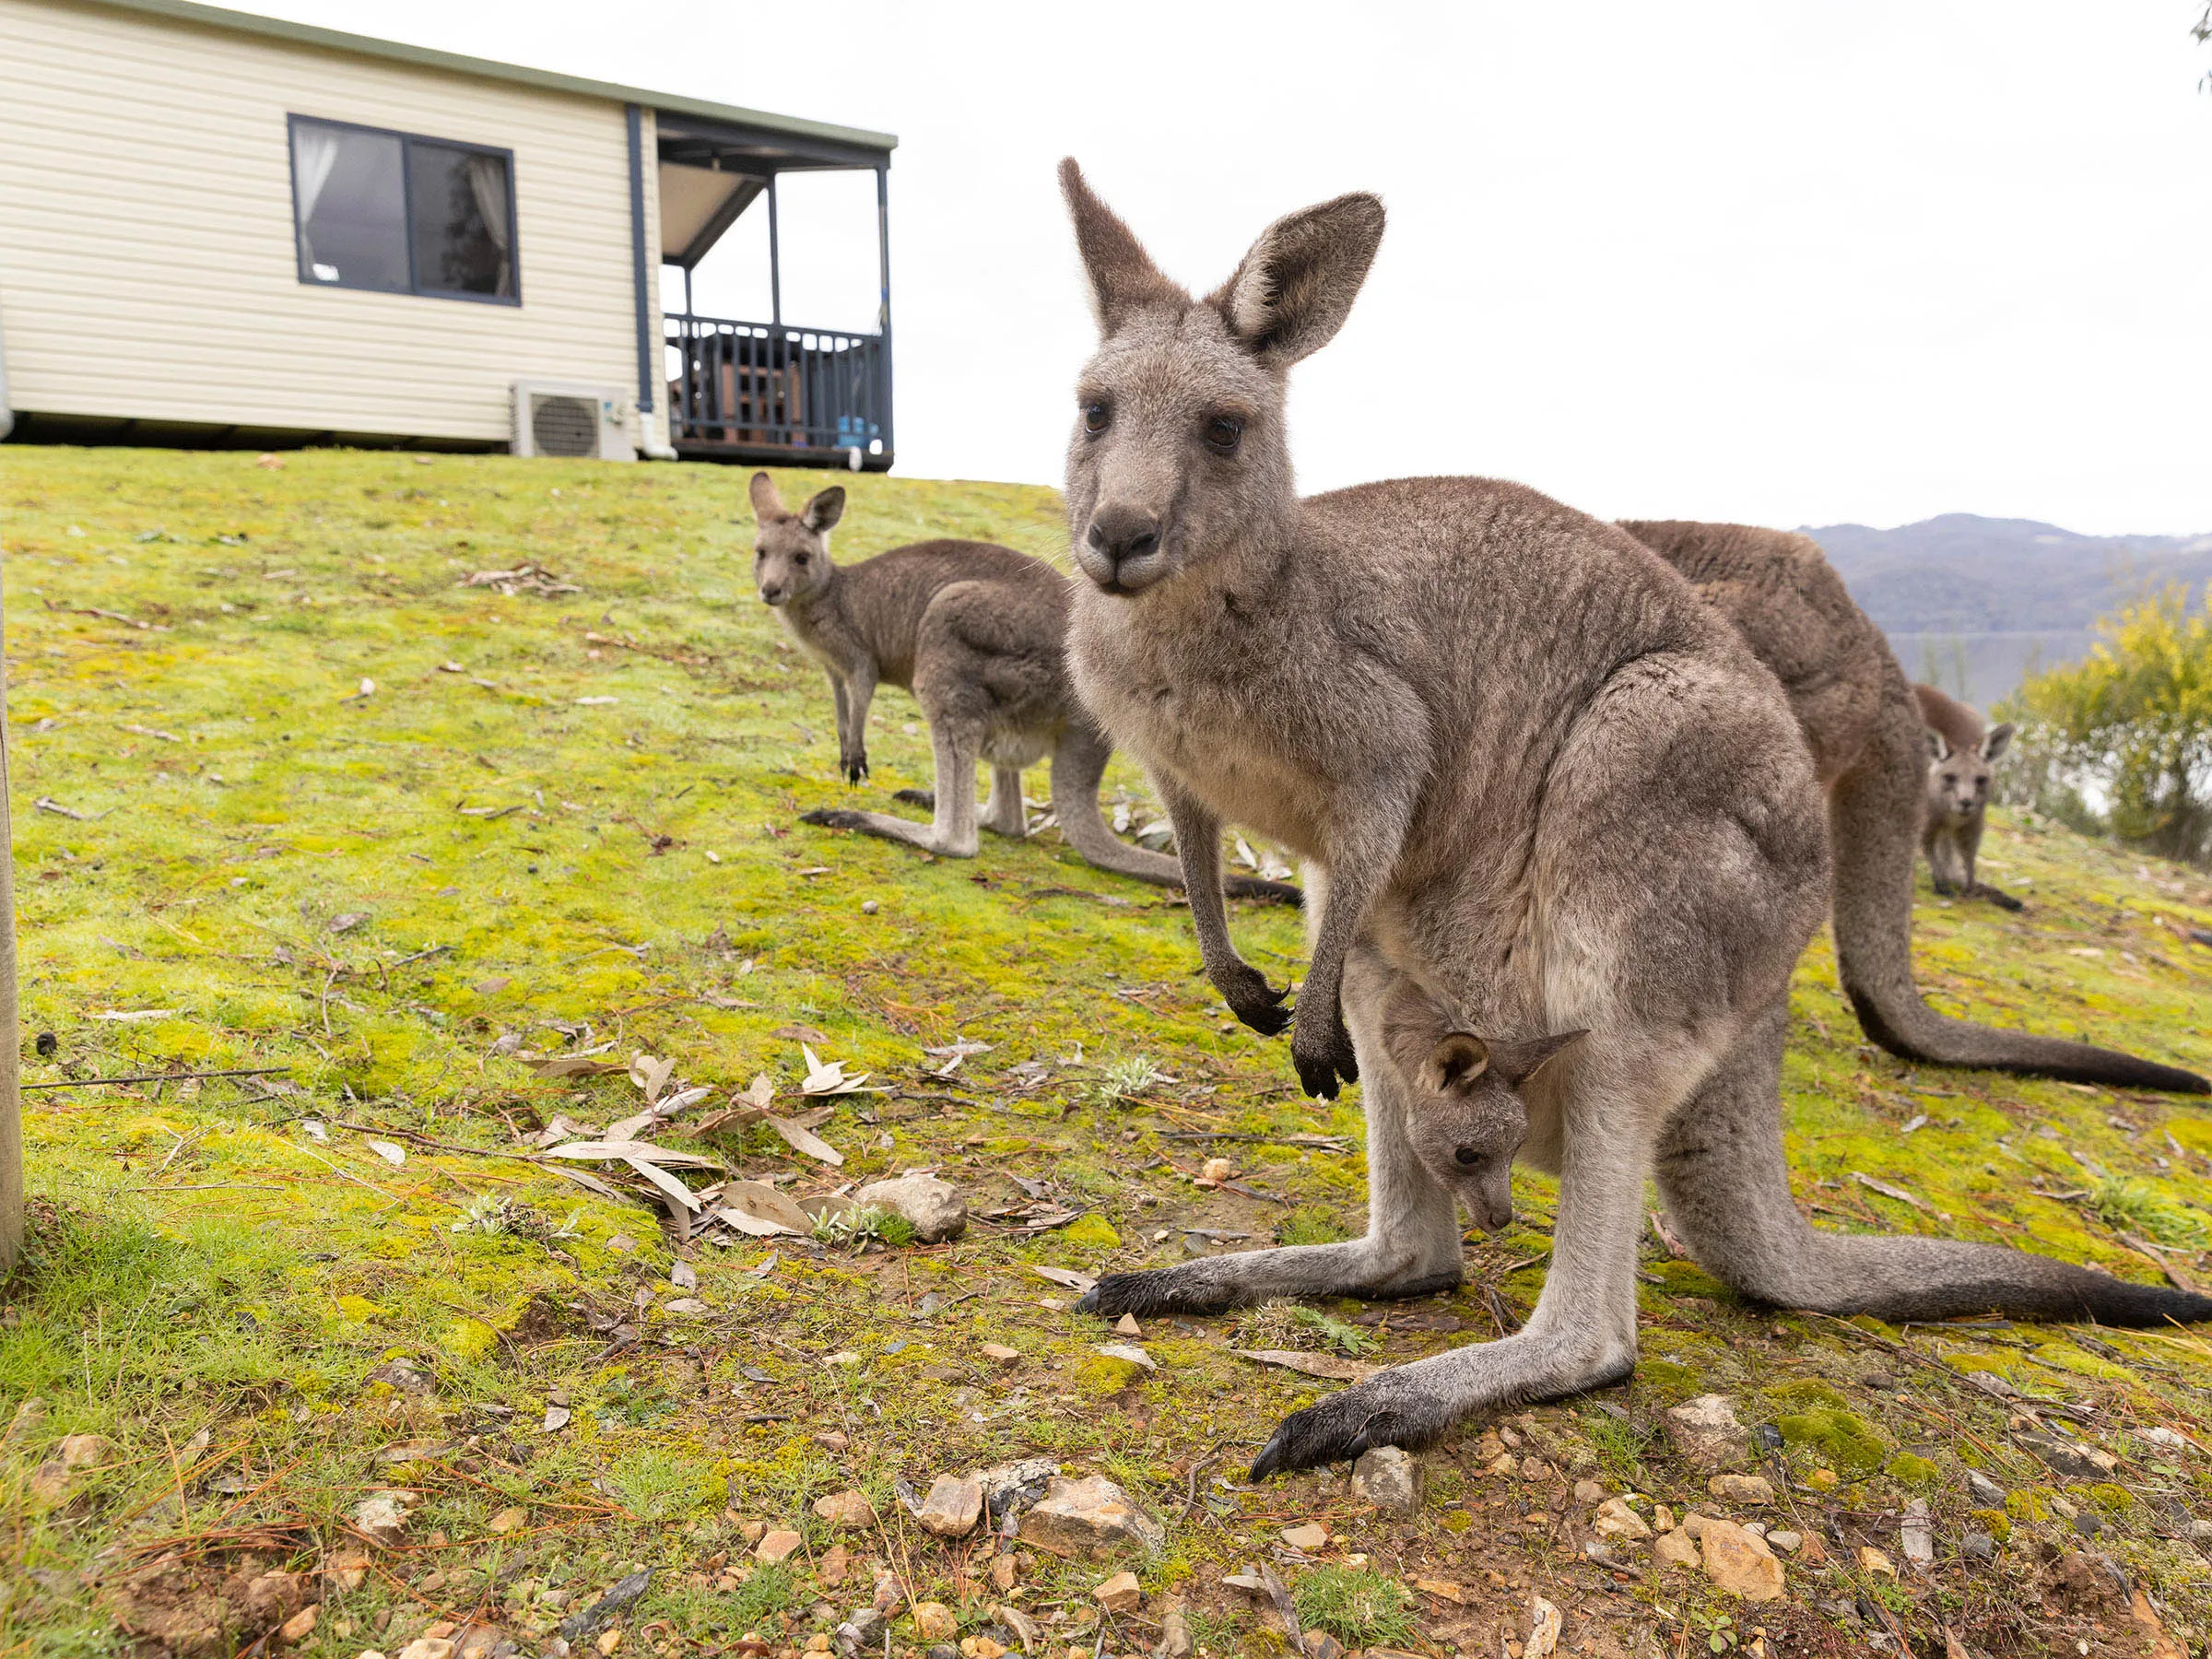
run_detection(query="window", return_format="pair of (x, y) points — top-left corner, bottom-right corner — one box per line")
(289, 115), (517, 302)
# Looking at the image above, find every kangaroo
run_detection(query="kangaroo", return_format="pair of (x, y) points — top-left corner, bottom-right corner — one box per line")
(747, 473), (1297, 902)
(1913, 681), (2018, 907)
(1620, 521), (2201, 1092)
(1051, 161), (2212, 1477)
(1374, 969), (1583, 1237)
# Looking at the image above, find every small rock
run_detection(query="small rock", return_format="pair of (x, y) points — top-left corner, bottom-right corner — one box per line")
(873, 1570), (907, 1616)
(1593, 1499), (1651, 1541)
(488, 1506), (526, 1534)
(1653, 1504), (1677, 1533)
(278, 1602), (321, 1644)
(1707, 1473), (1774, 1506)
(596, 1632), (621, 1656)
(56, 1433), (108, 1470)
(1961, 1531), (1995, 1561)
(1571, 1479), (1606, 1504)
(1698, 1519), (1784, 1601)
(1964, 1470), (2006, 1507)
(913, 1602), (958, 1641)
(1092, 1571), (1142, 1613)
(351, 1490), (413, 1547)
(816, 1431), (851, 1453)
(1350, 1446), (1424, 1517)
(981, 1344), (1021, 1364)
(820, 1544), (850, 1587)
(958, 1639), (1003, 1659)
(2186, 1519), (2212, 1545)
(851, 1174), (967, 1243)
(1680, 1512), (1709, 1540)
(1302, 1634), (1345, 1659)
(835, 1607), (888, 1653)
(324, 1549), (371, 1593)
(918, 1473), (985, 1539)
(981, 1458), (1062, 1524)
(1900, 1498), (1935, 1568)
(757, 1529), (805, 1563)
(739, 1519), (767, 1543)
(1806, 1467), (1839, 1492)
(1159, 1610), (1192, 1658)
(1112, 1314), (1142, 1337)
(814, 1489), (877, 1529)
(1859, 1547), (1896, 1579)
(1664, 1394), (1751, 1472)
(397, 1641), (455, 1659)
(1199, 1158), (1234, 1183)
(2018, 1434), (2117, 1480)
(1020, 1476), (1164, 1559)
(1653, 1529), (1700, 1568)
(2072, 1511), (2103, 1537)
(1765, 1530), (1802, 1554)
(1742, 1521), (1766, 1537)
(1280, 1523), (1327, 1551)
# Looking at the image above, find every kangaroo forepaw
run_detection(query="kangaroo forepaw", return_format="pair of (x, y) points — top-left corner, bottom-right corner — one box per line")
(1290, 1003), (1359, 1100)
(1217, 963), (1292, 1037)
(1250, 1374), (1444, 1480)
(1078, 1266), (1241, 1319)
(891, 788), (936, 810)
(800, 808), (870, 831)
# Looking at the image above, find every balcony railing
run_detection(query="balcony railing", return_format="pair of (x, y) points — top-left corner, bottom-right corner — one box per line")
(665, 313), (890, 466)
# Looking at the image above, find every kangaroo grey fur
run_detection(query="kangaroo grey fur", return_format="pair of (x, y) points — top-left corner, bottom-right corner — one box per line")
(1050, 160), (2212, 1478)
(1376, 971), (1583, 1236)
(747, 473), (1297, 901)
(1621, 520), (2203, 1094)
(1912, 681), (2018, 907)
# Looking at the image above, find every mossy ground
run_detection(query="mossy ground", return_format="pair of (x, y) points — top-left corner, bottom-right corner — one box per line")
(1, 447), (2209, 1659)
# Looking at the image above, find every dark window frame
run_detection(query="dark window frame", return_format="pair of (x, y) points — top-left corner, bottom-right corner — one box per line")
(287, 112), (523, 307)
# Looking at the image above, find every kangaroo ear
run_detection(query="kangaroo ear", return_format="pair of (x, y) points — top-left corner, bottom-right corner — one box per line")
(1059, 158), (1185, 332)
(1420, 1032), (1489, 1095)
(1494, 1030), (1587, 1087)
(1925, 727), (1951, 762)
(1209, 192), (1385, 369)
(802, 487), (846, 533)
(748, 471), (785, 524)
(1981, 722), (2014, 762)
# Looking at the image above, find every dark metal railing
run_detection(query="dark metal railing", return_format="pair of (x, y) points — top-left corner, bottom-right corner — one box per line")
(665, 313), (890, 465)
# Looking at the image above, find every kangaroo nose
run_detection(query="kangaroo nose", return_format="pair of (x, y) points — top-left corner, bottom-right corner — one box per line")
(1086, 507), (1160, 569)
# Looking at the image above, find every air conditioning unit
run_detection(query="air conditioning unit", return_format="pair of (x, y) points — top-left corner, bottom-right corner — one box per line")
(511, 381), (635, 460)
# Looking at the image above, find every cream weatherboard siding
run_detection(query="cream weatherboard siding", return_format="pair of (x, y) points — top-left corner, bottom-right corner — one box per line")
(0, 0), (664, 447)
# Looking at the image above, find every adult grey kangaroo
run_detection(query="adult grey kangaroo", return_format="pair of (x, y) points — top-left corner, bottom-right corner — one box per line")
(1913, 680), (2018, 907)
(1051, 161), (2212, 1477)
(1621, 521), (2202, 1093)
(748, 474), (1296, 902)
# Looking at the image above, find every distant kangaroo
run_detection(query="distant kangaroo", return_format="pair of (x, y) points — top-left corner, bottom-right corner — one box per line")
(1051, 161), (2211, 1477)
(747, 473), (1296, 902)
(1913, 681), (2018, 908)
(1621, 522), (2200, 1092)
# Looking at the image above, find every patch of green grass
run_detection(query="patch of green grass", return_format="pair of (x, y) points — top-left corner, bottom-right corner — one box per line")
(2087, 1178), (2211, 1248)
(1096, 1053), (1165, 1103)
(812, 1205), (914, 1250)
(1275, 1205), (1353, 1246)
(1291, 1565), (1415, 1647)
(722, 1562), (805, 1633)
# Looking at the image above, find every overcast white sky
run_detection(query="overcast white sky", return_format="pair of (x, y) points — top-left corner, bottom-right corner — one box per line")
(249, 1), (2212, 535)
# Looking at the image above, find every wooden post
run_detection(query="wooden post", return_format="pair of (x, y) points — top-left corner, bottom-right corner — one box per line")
(0, 569), (19, 1272)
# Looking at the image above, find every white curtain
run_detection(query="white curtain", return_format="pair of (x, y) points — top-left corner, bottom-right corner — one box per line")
(291, 124), (342, 271)
(465, 153), (512, 295)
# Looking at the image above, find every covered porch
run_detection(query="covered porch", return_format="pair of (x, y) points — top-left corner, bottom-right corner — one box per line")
(657, 112), (894, 470)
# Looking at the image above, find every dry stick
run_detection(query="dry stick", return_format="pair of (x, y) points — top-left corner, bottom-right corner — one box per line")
(23, 1065), (294, 1092)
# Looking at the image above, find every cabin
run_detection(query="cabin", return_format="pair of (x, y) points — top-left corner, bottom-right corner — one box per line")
(0, 0), (898, 467)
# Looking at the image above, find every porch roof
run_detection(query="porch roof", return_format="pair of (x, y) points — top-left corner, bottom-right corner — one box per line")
(71, 0), (900, 158)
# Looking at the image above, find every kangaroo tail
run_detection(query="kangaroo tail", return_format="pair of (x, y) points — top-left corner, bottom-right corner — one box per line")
(1049, 727), (1300, 906)
(1830, 700), (2206, 1093)
(1657, 1006), (2212, 1327)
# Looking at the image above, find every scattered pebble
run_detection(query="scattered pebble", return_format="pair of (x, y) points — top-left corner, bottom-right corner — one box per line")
(1350, 1446), (1424, 1517)
(813, 1490), (877, 1529)
(1280, 1523), (1327, 1551)
(1765, 1530), (1802, 1554)
(1965, 1469), (2006, 1507)
(1653, 1529), (1699, 1568)
(851, 1173), (968, 1243)
(1092, 1571), (1142, 1613)
(912, 1603), (957, 1641)
(1859, 1547), (1896, 1579)
(1664, 1394), (1751, 1472)
(1961, 1531), (1996, 1561)
(1697, 1519), (1784, 1601)
(1571, 1478), (1606, 1504)
(981, 1344), (1021, 1364)
(756, 1529), (804, 1563)
(1593, 1498), (1651, 1541)
(917, 1473), (984, 1539)
(1707, 1473), (1773, 1505)
(1020, 1475), (1165, 1559)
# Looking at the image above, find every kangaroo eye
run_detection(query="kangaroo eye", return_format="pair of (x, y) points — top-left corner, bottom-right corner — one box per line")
(1204, 415), (1244, 456)
(1454, 1147), (1480, 1168)
(794, 553), (809, 567)
(1082, 401), (1111, 434)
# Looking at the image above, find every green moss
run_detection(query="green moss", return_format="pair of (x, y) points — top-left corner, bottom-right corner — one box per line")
(2085, 1483), (2136, 1513)
(1063, 1214), (1122, 1249)
(2006, 1488), (2054, 1522)
(1075, 1352), (1146, 1394)
(1276, 1206), (1352, 1246)
(1969, 1508), (2012, 1542)
(1763, 1377), (1852, 1412)
(1885, 1453), (1941, 1490)
(1777, 1408), (1888, 1473)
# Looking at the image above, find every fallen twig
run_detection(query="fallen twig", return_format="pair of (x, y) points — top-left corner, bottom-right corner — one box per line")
(24, 1065), (294, 1092)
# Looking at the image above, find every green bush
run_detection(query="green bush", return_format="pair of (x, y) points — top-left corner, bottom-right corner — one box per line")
(2004, 586), (2212, 864)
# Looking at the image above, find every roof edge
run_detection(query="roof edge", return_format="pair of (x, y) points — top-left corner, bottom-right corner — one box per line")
(55, 0), (899, 155)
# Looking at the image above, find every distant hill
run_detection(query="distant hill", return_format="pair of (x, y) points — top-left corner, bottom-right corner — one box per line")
(1798, 513), (2212, 706)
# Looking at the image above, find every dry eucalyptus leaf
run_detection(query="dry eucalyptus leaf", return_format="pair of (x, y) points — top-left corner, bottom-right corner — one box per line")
(629, 1053), (677, 1102)
(539, 1139), (723, 1170)
(670, 1260), (698, 1290)
(1231, 1348), (1379, 1383)
(542, 1406), (571, 1432)
(766, 1114), (843, 1167)
(800, 1044), (875, 1097)
(1028, 1265), (1098, 1294)
(624, 1157), (700, 1212)
(523, 1054), (627, 1079)
(366, 1140), (406, 1167)
(716, 1181), (813, 1237)
(771, 1024), (830, 1044)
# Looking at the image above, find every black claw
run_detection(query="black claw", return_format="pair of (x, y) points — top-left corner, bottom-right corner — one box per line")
(1075, 1288), (1100, 1314)
(1249, 1433), (1288, 1483)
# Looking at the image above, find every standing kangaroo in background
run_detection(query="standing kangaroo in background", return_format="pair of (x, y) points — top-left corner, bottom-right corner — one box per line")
(1913, 681), (2018, 907)
(1621, 522), (2201, 1092)
(1052, 161), (2212, 1477)
(748, 474), (1297, 902)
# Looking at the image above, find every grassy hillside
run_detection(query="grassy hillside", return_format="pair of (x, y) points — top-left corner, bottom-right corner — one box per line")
(1, 448), (2208, 1659)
